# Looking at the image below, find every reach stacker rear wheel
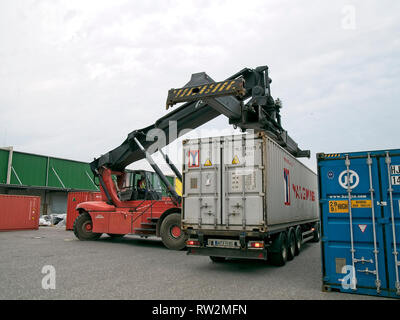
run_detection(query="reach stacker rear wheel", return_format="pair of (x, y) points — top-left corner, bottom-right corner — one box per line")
(160, 213), (187, 250)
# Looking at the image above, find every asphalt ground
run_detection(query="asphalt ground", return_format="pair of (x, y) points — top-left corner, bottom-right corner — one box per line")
(0, 227), (389, 300)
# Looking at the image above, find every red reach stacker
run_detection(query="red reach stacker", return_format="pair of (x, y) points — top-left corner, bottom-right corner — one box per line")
(73, 65), (310, 250)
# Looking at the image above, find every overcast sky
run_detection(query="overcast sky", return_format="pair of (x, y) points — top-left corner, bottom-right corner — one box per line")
(0, 0), (399, 174)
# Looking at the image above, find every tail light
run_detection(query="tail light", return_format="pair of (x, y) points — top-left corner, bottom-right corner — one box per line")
(248, 241), (264, 249)
(187, 240), (201, 247)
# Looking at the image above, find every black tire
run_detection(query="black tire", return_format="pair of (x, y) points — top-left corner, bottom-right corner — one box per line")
(294, 226), (302, 256)
(107, 233), (125, 239)
(73, 212), (102, 241)
(287, 228), (296, 261)
(311, 222), (320, 243)
(269, 232), (288, 267)
(210, 256), (226, 263)
(160, 213), (187, 250)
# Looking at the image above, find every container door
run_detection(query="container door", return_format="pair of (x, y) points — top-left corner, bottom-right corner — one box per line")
(183, 138), (221, 228)
(221, 135), (264, 228)
(319, 154), (388, 294)
(380, 152), (400, 296)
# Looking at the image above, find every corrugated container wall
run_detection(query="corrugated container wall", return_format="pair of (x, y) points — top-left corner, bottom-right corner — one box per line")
(318, 149), (400, 299)
(0, 195), (40, 231)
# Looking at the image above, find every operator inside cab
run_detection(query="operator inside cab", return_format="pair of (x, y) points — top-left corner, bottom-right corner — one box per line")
(137, 173), (147, 199)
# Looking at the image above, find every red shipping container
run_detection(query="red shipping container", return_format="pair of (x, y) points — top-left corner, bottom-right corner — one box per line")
(0, 195), (40, 231)
(66, 192), (102, 230)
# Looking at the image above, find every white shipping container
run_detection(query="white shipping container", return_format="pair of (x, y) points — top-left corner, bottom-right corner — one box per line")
(182, 132), (318, 234)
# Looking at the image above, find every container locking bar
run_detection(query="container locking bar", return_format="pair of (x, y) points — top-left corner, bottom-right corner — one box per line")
(367, 153), (381, 293)
(345, 155), (357, 290)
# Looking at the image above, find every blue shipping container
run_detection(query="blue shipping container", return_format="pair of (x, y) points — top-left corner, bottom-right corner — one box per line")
(318, 149), (400, 299)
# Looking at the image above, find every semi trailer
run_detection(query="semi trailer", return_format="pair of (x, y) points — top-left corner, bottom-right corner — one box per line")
(182, 133), (320, 266)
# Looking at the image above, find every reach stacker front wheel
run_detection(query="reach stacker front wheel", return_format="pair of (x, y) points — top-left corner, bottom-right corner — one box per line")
(73, 212), (102, 241)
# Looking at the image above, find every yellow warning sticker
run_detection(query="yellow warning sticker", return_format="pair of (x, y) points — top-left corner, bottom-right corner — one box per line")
(232, 155), (240, 165)
(351, 200), (372, 208)
(204, 159), (212, 166)
(329, 201), (349, 213)
(329, 200), (372, 213)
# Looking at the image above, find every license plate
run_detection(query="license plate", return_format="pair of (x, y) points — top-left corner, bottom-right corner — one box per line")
(207, 239), (240, 249)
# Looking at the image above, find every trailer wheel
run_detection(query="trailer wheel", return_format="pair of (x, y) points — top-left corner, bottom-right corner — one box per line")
(311, 222), (320, 243)
(160, 213), (187, 250)
(269, 232), (288, 267)
(287, 228), (296, 261)
(73, 212), (102, 241)
(294, 226), (302, 256)
(210, 256), (226, 263)
(107, 233), (125, 239)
